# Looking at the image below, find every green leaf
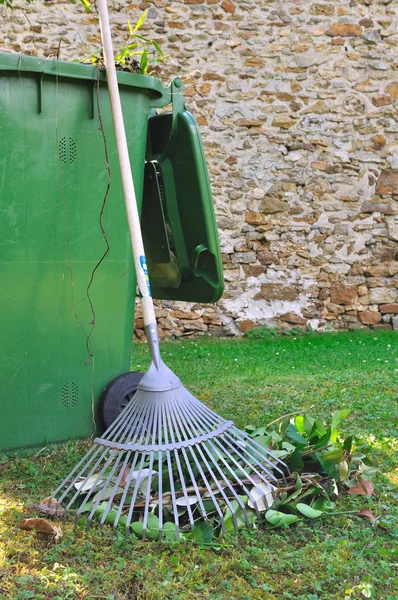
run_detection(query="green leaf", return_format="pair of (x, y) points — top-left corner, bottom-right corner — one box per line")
(295, 415), (305, 433)
(288, 449), (304, 472)
(188, 520), (214, 544)
(140, 49), (148, 74)
(296, 503), (324, 518)
(80, 0), (90, 11)
(343, 435), (353, 454)
(251, 426), (267, 437)
(312, 498), (335, 512)
(281, 441), (296, 453)
(104, 509), (118, 526)
(152, 40), (164, 56)
(313, 429), (331, 449)
(304, 415), (316, 436)
(131, 521), (144, 537)
(286, 424), (307, 445)
(331, 408), (351, 441)
(224, 499), (255, 531)
(265, 510), (300, 528)
(127, 20), (133, 36)
(320, 449), (344, 464)
(316, 454), (338, 478)
(162, 522), (177, 541)
(252, 435), (271, 449)
(134, 9), (148, 32)
(309, 419), (326, 440)
(133, 34), (151, 43)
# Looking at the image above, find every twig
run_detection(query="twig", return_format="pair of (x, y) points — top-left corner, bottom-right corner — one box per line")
(266, 411), (303, 429)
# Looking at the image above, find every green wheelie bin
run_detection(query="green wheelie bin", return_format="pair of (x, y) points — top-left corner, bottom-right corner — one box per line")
(0, 52), (223, 453)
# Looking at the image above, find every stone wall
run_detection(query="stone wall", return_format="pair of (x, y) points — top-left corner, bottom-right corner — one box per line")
(2, 0), (398, 337)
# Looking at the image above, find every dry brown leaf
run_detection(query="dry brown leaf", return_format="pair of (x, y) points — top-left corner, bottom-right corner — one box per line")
(358, 509), (377, 520)
(347, 480), (374, 496)
(30, 497), (65, 517)
(119, 465), (130, 488)
(19, 518), (63, 540)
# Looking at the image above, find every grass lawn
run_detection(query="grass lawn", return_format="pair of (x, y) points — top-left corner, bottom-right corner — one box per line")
(0, 330), (397, 600)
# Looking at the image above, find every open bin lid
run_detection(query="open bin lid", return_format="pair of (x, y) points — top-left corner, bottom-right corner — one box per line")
(141, 88), (224, 304)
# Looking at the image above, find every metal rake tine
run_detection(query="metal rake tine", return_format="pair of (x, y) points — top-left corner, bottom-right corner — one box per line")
(70, 448), (115, 515)
(51, 444), (99, 503)
(84, 449), (126, 522)
(225, 431), (283, 485)
(191, 442), (240, 531)
(199, 441), (251, 529)
(185, 444), (226, 529)
(220, 432), (281, 487)
(157, 450), (163, 537)
(108, 451), (132, 529)
(56, 446), (106, 508)
(239, 429), (289, 474)
(124, 452), (147, 536)
(136, 396), (160, 539)
(160, 398), (180, 539)
(165, 392), (196, 530)
(109, 451), (138, 531)
(117, 391), (152, 445)
(167, 391), (214, 521)
(101, 392), (142, 441)
(208, 437), (262, 518)
(141, 452), (155, 538)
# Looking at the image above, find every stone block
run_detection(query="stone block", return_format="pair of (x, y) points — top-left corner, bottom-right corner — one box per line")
(380, 303), (398, 314)
(364, 262), (398, 277)
(369, 288), (397, 304)
(386, 82), (398, 100)
(359, 311), (382, 325)
(326, 23), (362, 37)
(259, 198), (289, 214)
(361, 202), (397, 215)
(280, 312), (307, 325)
(254, 284), (298, 301)
(238, 319), (256, 333)
(376, 170), (398, 195)
(245, 212), (265, 226)
(330, 283), (358, 305)
(272, 115), (296, 129)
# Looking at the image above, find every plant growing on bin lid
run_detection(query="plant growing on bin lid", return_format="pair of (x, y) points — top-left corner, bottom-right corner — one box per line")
(84, 10), (167, 75)
(1, 0), (166, 76)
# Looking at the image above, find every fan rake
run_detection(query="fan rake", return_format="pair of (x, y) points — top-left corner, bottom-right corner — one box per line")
(50, 0), (288, 539)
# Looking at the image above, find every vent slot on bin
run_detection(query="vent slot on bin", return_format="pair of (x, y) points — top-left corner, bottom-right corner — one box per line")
(62, 382), (79, 408)
(58, 137), (77, 165)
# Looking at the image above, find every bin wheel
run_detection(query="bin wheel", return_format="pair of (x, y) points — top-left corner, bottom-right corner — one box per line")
(102, 371), (144, 429)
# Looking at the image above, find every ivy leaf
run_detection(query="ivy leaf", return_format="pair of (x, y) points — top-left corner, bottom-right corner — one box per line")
(312, 498), (335, 512)
(331, 408), (351, 441)
(320, 449), (344, 464)
(252, 435), (272, 449)
(265, 510), (300, 528)
(296, 503), (324, 518)
(343, 435), (353, 454)
(188, 520), (214, 544)
(295, 415), (305, 433)
(286, 424), (307, 445)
